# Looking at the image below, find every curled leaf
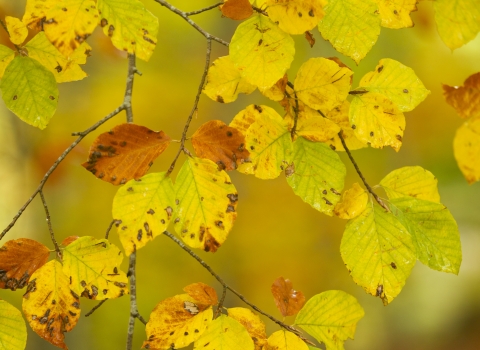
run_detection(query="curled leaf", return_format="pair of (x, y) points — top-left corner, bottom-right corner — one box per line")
(443, 72), (480, 120)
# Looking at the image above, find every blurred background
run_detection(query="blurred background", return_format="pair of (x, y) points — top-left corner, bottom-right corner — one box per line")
(1, 1), (479, 349)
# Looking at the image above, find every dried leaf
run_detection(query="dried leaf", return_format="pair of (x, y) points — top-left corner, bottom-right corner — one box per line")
(184, 282), (218, 306)
(443, 72), (480, 120)
(305, 31), (316, 47)
(271, 277), (306, 317)
(82, 123), (171, 185)
(221, 0), (254, 20)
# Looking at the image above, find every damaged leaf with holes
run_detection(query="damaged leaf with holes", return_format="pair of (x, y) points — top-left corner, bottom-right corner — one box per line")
(0, 300), (27, 350)
(228, 307), (267, 350)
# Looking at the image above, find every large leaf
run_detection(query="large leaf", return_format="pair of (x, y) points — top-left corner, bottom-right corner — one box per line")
(264, 330), (308, 350)
(0, 56), (58, 129)
(454, 117), (480, 184)
(0, 45), (15, 79)
(228, 308), (267, 350)
(0, 300), (27, 350)
(112, 172), (175, 255)
(374, 0), (417, 29)
(230, 13), (295, 89)
(174, 157), (238, 252)
(23, 0), (55, 30)
(442, 72), (480, 120)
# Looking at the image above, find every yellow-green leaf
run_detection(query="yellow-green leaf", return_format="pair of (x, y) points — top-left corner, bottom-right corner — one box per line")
(334, 182), (368, 220)
(5, 17), (28, 45)
(434, 0), (480, 50)
(0, 300), (27, 350)
(359, 59), (430, 112)
(454, 117), (480, 184)
(259, 74), (288, 102)
(264, 330), (308, 350)
(286, 137), (346, 216)
(97, 0), (159, 61)
(230, 13), (295, 89)
(265, 0), (327, 35)
(374, 0), (417, 29)
(62, 236), (128, 299)
(340, 202), (416, 305)
(380, 166), (440, 203)
(203, 56), (256, 103)
(0, 45), (15, 79)
(174, 157), (238, 252)
(23, 0), (55, 30)
(349, 91), (405, 151)
(25, 32), (90, 83)
(228, 308), (267, 350)
(0, 56), (58, 129)
(112, 172), (175, 256)
(293, 115), (341, 143)
(318, 0), (380, 64)
(43, 0), (98, 57)
(294, 57), (353, 112)
(295, 291), (364, 350)
(194, 314), (254, 350)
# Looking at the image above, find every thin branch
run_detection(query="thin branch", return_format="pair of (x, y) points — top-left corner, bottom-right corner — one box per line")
(126, 249), (147, 350)
(39, 191), (62, 259)
(124, 54), (138, 123)
(168, 38), (212, 174)
(105, 219), (118, 240)
(185, 2), (223, 16)
(154, 0), (229, 47)
(215, 286), (227, 319)
(252, 5), (268, 16)
(85, 299), (108, 317)
(162, 231), (316, 347)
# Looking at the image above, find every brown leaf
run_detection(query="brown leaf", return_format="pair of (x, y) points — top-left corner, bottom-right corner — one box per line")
(271, 277), (305, 317)
(82, 123), (171, 185)
(443, 72), (480, 119)
(221, 0), (253, 20)
(191, 120), (250, 171)
(183, 282), (218, 306)
(0, 238), (50, 291)
(305, 31), (316, 47)
(61, 236), (79, 246)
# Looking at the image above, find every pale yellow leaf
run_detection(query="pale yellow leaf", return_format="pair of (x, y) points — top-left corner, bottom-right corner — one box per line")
(264, 330), (308, 350)
(454, 117), (480, 184)
(334, 183), (368, 219)
(5, 17), (28, 45)
(228, 308), (267, 350)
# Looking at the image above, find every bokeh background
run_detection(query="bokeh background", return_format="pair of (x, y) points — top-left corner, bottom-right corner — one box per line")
(1, 1), (480, 349)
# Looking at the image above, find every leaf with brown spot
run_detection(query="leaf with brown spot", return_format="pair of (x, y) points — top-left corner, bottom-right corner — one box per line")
(61, 236), (79, 246)
(266, 0), (327, 34)
(183, 282), (218, 306)
(259, 74), (288, 102)
(443, 72), (480, 120)
(230, 104), (276, 135)
(23, 0), (55, 31)
(0, 238), (50, 291)
(271, 277), (305, 317)
(82, 123), (171, 185)
(228, 307), (267, 350)
(192, 120), (250, 171)
(221, 0), (254, 20)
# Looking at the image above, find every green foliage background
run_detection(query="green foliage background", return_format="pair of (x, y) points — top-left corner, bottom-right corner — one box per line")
(0, 0), (479, 349)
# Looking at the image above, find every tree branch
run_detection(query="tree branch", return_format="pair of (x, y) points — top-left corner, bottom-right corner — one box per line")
(126, 249), (147, 350)
(105, 219), (118, 240)
(38, 190), (62, 259)
(124, 54), (139, 123)
(185, 2), (223, 16)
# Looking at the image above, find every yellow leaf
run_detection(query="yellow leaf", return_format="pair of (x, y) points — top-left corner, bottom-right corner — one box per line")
(349, 91), (405, 151)
(318, 0), (380, 64)
(23, 0), (55, 31)
(25, 32), (90, 83)
(334, 183), (368, 219)
(174, 157), (238, 252)
(230, 13), (295, 89)
(259, 74), (288, 102)
(294, 116), (340, 143)
(43, 0), (98, 57)
(442, 72), (480, 120)
(228, 307), (267, 350)
(294, 57), (352, 112)
(265, 0), (327, 35)
(264, 330), (308, 350)
(62, 236), (128, 299)
(434, 0), (480, 50)
(97, 0), (159, 61)
(5, 17), (28, 45)
(230, 104), (277, 135)
(374, 0), (417, 29)
(203, 56), (256, 103)
(0, 45), (15, 79)
(0, 300), (27, 350)
(453, 117), (480, 184)
(22, 260), (80, 350)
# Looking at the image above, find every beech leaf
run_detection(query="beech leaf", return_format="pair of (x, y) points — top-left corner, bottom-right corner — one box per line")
(0, 45), (15, 79)
(230, 104), (276, 135)
(271, 277), (306, 317)
(194, 314), (254, 349)
(374, 0), (417, 29)
(221, 0), (254, 20)
(23, 0), (55, 30)
(453, 117), (480, 184)
(183, 282), (218, 306)
(264, 330), (308, 350)
(228, 308), (267, 350)
(5, 16), (28, 45)
(442, 72), (480, 120)
(259, 74), (288, 102)
(0, 300), (27, 350)
(334, 183), (368, 220)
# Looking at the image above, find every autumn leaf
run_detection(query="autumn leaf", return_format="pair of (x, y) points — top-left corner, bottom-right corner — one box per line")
(22, 260), (81, 350)
(374, 0), (417, 29)
(0, 238), (50, 291)
(221, 0), (254, 20)
(61, 236), (79, 246)
(443, 72), (480, 120)
(0, 45), (15, 79)
(453, 117), (480, 184)
(228, 307), (267, 350)
(191, 120), (250, 171)
(259, 74), (288, 102)
(23, 0), (55, 30)
(112, 172), (175, 255)
(5, 16), (28, 45)
(0, 300), (27, 350)
(184, 282), (218, 306)
(230, 104), (275, 135)
(264, 330), (308, 350)
(325, 100), (366, 151)
(334, 182), (368, 220)
(271, 277), (306, 317)
(82, 123), (171, 185)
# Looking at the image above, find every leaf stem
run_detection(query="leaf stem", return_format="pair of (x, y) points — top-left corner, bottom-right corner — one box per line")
(39, 190), (62, 260)
(85, 299), (108, 317)
(126, 249), (147, 350)
(185, 2), (223, 16)
(105, 219), (118, 240)
(286, 82), (300, 139)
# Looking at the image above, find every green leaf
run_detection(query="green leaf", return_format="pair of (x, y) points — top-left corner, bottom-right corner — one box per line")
(318, 0), (380, 64)
(0, 56), (58, 129)
(286, 137), (346, 216)
(174, 157), (238, 252)
(112, 172), (175, 256)
(295, 290), (364, 350)
(0, 45), (15, 78)
(97, 0), (159, 61)
(230, 13), (295, 89)
(340, 202), (416, 305)
(194, 314), (254, 350)
(0, 300), (27, 350)
(359, 59), (430, 112)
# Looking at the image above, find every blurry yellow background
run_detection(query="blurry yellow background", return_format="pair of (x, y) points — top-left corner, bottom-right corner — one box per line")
(1, 1), (480, 349)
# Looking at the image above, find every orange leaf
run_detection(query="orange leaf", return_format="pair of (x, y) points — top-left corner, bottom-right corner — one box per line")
(305, 31), (316, 48)
(0, 238), (50, 291)
(183, 282), (218, 306)
(82, 123), (171, 185)
(443, 72), (480, 119)
(191, 120), (250, 171)
(221, 0), (253, 21)
(271, 277), (305, 317)
(61, 236), (79, 246)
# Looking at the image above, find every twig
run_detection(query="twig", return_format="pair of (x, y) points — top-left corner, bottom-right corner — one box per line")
(215, 286), (227, 319)
(124, 54), (137, 123)
(154, 0), (229, 47)
(39, 191), (62, 259)
(85, 299), (108, 317)
(185, 2), (223, 16)
(105, 219), (118, 239)
(168, 38), (212, 174)
(252, 5), (268, 16)
(126, 249), (147, 350)
(162, 231), (316, 347)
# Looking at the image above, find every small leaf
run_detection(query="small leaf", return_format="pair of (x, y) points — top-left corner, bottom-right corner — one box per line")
(454, 117), (480, 184)
(191, 120), (250, 171)
(264, 330), (308, 350)
(228, 308), (267, 350)
(229, 104), (277, 135)
(0, 45), (15, 79)
(271, 277), (306, 317)
(0, 56), (58, 129)
(5, 16), (28, 45)
(221, 0), (254, 20)
(259, 74), (288, 102)
(174, 157), (238, 252)
(325, 100), (366, 151)
(23, 0), (55, 30)
(0, 300), (27, 350)
(230, 13), (295, 89)
(294, 290), (364, 350)
(374, 0), (417, 29)
(82, 123), (171, 185)
(22, 260), (80, 350)
(0, 238), (50, 291)
(442, 72), (480, 120)
(112, 172), (175, 256)
(334, 183), (368, 220)
(62, 236), (128, 300)
(194, 314), (254, 350)
(183, 282), (218, 306)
